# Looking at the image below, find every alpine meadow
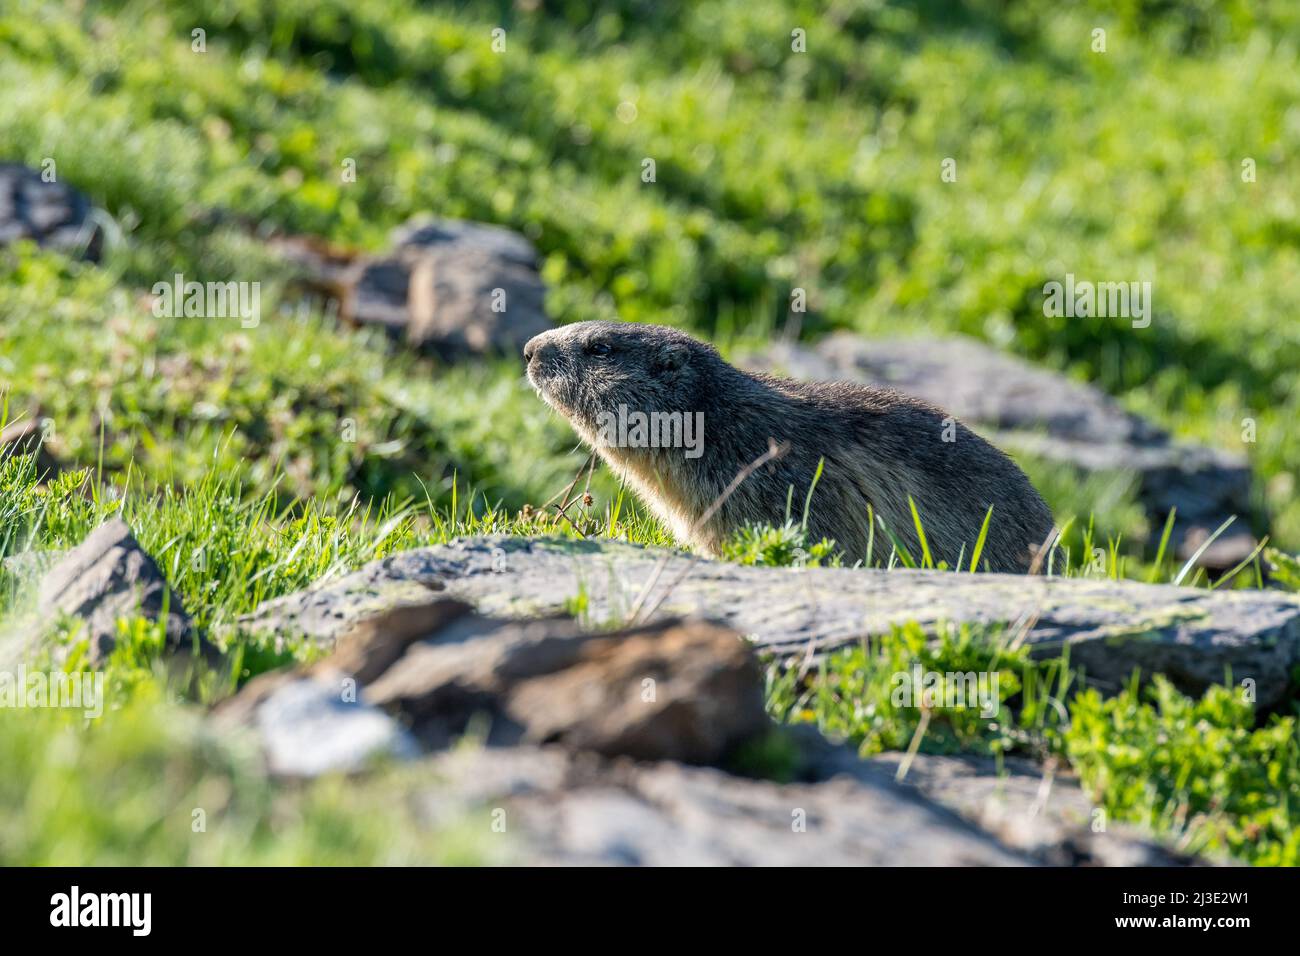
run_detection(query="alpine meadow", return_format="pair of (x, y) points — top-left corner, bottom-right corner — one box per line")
(2, 0), (1300, 880)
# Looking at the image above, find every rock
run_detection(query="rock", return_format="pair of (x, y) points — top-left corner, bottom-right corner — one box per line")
(414, 745), (1033, 866)
(1, 418), (62, 478)
(366, 615), (769, 763)
(326, 599), (478, 684)
(36, 518), (213, 663)
(230, 596), (770, 766)
(0, 162), (103, 262)
(237, 536), (1300, 707)
(392, 217), (540, 267)
(838, 751), (1204, 866)
(238, 670), (418, 778)
(265, 233), (356, 289)
(744, 335), (1258, 570)
(274, 216), (553, 358)
(502, 619), (768, 764)
(225, 575), (1212, 865)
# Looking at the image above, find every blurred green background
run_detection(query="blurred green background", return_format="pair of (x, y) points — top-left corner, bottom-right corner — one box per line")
(2, 0), (1297, 552)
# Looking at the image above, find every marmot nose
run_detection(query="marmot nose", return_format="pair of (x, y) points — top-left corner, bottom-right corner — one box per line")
(523, 332), (551, 366)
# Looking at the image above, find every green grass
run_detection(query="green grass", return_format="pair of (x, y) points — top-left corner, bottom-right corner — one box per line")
(2, 0), (1300, 864)
(765, 621), (1049, 758)
(0, 693), (498, 865)
(767, 626), (1300, 865)
(1064, 676), (1300, 866)
(5, 444), (1299, 864)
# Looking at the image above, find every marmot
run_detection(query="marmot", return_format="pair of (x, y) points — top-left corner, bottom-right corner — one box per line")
(524, 321), (1055, 573)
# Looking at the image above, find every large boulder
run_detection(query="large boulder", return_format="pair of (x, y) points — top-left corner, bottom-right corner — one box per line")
(0, 162), (103, 262)
(744, 334), (1258, 570)
(235, 536), (1300, 708)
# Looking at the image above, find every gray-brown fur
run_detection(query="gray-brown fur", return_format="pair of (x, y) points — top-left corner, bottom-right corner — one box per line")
(524, 321), (1055, 573)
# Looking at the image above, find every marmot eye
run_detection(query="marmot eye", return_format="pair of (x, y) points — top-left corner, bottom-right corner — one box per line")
(585, 341), (611, 357)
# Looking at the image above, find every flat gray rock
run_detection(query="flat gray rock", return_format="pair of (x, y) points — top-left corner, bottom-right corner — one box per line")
(846, 752), (1204, 866)
(392, 217), (539, 268)
(237, 536), (1300, 707)
(744, 335), (1257, 569)
(413, 745), (1032, 866)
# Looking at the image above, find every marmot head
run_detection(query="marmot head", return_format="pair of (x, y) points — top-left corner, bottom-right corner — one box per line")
(524, 321), (717, 435)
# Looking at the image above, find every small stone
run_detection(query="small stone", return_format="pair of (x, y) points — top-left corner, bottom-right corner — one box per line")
(327, 598), (476, 685)
(36, 518), (213, 664)
(244, 669), (418, 778)
(0, 163), (103, 262)
(360, 613), (770, 765)
(503, 619), (769, 764)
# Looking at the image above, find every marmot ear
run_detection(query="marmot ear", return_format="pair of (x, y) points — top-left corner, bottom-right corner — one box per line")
(655, 342), (689, 373)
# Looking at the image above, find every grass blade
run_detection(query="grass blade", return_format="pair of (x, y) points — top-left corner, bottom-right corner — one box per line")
(908, 496), (934, 569)
(1173, 515), (1236, 586)
(801, 457), (825, 530)
(1147, 507), (1177, 583)
(1210, 536), (1269, 590)
(877, 513), (917, 569)
(969, 505), (993, 574)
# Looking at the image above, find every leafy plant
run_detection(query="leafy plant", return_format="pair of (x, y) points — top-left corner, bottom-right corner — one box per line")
(1065, 676), (1300, 866)
(720, 519), (839, 568)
